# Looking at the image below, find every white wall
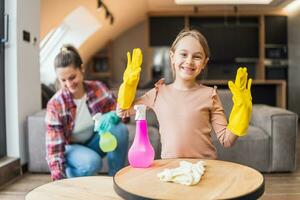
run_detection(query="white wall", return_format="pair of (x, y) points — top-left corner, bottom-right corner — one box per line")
(288, 7), (300, 116)
(5, 0), (41, 164)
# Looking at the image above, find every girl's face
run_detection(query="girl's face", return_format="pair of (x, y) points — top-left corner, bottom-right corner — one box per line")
(170, 36), (209, 82)
(56, 65), (84, 97)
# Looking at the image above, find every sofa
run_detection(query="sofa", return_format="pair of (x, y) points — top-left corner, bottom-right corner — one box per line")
(27, 89), (298, 173)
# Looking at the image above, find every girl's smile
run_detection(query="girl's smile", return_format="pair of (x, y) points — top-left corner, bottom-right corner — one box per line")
(180, 65), (197, 75)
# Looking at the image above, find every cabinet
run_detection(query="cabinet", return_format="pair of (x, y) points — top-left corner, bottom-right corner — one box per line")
(189, 17), (259, 61)
(264, 16), (288, 82)
(189, 16), (258, 80)
(149, 16), (185, 46)
(149, 16), (259, 61)
(86, 42), (112, 87)
(265, 15), (287, 45)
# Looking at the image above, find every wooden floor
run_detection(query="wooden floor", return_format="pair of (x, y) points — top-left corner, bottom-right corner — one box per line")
(0, 124), (299, 200)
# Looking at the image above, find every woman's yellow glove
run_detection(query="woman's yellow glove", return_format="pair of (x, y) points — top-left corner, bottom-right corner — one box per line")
(117, 48), (143, 110)
(227, 67), (252, 136)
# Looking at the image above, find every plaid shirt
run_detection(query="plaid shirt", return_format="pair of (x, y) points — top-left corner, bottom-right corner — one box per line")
(45, 80), (116, 180)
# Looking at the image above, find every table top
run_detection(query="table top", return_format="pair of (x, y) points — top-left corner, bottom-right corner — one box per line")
(25, 176), (123, 200)
(114, 159), (264, 200)
(25, 159), (264, 200)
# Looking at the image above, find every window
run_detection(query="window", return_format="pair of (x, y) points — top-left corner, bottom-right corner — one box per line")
(40, 6), (101, 86)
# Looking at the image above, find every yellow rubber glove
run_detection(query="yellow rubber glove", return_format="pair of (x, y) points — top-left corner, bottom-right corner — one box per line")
(117, 48), (143, 110)
(227, 67), (252, 136)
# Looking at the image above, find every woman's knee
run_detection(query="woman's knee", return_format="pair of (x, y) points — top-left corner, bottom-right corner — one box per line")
(65, 145), (103, 176)
(78, 153), (102, 176)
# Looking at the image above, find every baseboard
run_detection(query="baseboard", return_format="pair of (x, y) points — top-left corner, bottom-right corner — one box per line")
(0, 157), (22, 188)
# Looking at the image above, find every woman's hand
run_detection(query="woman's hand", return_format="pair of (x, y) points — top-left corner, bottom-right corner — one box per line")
(227, 67), (252, 136)
(93, 111), (120, 134)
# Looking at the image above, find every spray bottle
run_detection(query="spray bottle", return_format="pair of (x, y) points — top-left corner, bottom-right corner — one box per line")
(128, 104), (154, 168)
(93, 112), (118, 152)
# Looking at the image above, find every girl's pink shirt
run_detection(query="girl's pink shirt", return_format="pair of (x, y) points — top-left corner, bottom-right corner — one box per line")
(135, 81), (234, 159)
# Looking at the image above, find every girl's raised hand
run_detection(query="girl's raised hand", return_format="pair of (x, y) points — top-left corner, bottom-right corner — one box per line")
(123, 48), (142, 85)
(227, 67), (252, 136)
(117, 48), (143, 110)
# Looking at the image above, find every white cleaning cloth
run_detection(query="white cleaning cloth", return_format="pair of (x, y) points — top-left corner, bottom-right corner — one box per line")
(157, 161), (206, 186)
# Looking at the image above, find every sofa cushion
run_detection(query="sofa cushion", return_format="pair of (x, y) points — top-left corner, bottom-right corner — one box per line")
(212, 125), (270, 172)
(217, 89), (233, 120)
(251, 105), (298, 172)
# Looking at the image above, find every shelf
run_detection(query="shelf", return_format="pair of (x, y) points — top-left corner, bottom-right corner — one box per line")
(89, 72), (112, 78)
(86, 41), (112, 87)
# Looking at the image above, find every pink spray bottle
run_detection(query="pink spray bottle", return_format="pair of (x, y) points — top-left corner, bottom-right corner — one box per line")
(128, 104), (155, 168)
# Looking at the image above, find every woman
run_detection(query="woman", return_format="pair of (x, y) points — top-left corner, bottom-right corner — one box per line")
(45, 44), (128, 180)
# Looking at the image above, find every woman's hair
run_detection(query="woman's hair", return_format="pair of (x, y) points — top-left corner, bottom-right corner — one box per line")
(170, 29), (210, 58)
(54, 44), (83, 70)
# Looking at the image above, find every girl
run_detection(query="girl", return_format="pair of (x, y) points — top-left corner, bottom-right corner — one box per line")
(45, 44), (129, 180)
(117, 29), (252, 159)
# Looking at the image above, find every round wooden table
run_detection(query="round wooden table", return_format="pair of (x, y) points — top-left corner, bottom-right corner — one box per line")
(114, 159), (264, 200)
(25, 176), (123, 200)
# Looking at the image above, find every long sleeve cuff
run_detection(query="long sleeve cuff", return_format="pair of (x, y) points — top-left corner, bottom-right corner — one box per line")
(51, 169), (66, 181)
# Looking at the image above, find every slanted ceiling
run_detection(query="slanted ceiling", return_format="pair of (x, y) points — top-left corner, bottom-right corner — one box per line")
(40, 0), (293, 63)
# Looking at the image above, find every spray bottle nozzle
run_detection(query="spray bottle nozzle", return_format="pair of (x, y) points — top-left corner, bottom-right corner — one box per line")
(134, 104), (146, 120)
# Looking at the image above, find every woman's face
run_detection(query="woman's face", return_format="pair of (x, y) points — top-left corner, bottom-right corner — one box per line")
(56, 65), (84, 96)
(170, 36), (209, 82)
